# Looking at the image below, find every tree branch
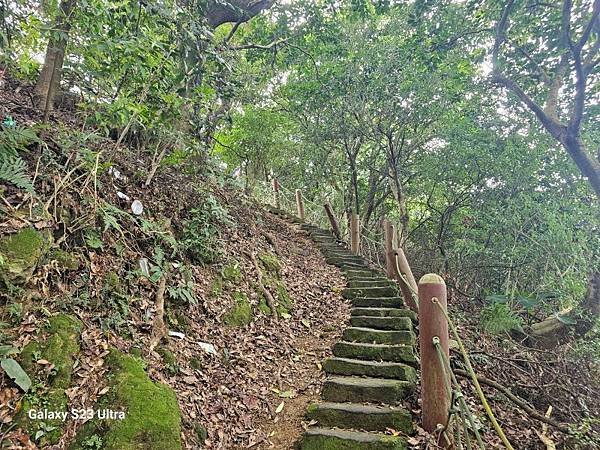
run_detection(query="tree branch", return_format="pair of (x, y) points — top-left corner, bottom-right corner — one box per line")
(228, 37), (288, 50)
(453, 369), (573, 434)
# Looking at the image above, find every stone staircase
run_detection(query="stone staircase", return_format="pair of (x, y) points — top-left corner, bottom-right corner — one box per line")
(268, 207), (418, 449)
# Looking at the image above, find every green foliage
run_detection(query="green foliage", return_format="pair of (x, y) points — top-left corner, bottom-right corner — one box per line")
(1, 354), (32, 392)
(167, 264), (197, 305)
(182, 194), (232, 264)
(480, 303), (523, 335)
(0, 125), (38, 193)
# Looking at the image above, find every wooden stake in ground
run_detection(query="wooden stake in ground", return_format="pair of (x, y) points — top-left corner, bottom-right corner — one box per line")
(350, 213), (360, 255)
(295, 189), (305, 221)
(272, 178), (281, 209)
(324, 202), (342, 240)
(394, 247), (419, 313)
(418, 274), (451, 437)
(384, 219), (395, 279)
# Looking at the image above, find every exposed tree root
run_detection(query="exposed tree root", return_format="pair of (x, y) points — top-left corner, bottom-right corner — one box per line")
(454, 369), (573, 434)
(244, 250), (278, 321)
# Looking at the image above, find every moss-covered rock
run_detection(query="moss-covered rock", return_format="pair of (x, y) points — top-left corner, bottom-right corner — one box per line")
(221, 262), (242, 283)
(157, 347), (179, 375)
(17, 314), (82, 446)
(0, 227), (51, 285)
(71, 349), (182, 450)
(189, 358), (203, 371)
(258, 252), (281, 275)
(47, 248), (80, 270)
(223, 292), (253, 326)
(194, 423), (208, 444)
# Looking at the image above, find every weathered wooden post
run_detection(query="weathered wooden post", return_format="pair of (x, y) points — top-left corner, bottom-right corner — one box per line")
(350, 213), (360, 255)
(295, 189), (305, 221)
(384, 219), (395, 278)
(272, 178), (280, 209)
(395, 248), (419, 313)
(419, 274), (451, 438)
(324, 202), (342, 240)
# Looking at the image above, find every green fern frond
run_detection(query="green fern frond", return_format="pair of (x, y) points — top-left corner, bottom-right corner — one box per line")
(0, 125), (38, 194)
(0, 153), (34, 193)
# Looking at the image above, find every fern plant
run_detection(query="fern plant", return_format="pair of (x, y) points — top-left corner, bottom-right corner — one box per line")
(0, 125), (38, 193)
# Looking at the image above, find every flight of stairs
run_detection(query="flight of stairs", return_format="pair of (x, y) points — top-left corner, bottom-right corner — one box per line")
(268, 207), (417, 449)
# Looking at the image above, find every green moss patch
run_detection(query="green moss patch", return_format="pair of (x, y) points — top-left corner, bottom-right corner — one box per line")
(47, 248), (80, 270)
(221, 262), (242, 283)
(223, 292), (253, 326)
(0, 227), (51, 284)
(71, 349), (182, 450)
(17, 314), (82, 446)
(258, 252), (281, 275)
(209, 276), (224, 298)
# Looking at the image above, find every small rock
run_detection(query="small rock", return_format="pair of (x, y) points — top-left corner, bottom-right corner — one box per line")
(198, 342), (217, 355)
(131, 200), (143, 215)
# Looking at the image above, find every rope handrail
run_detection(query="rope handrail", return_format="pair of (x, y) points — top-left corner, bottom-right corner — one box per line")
(433, 336), (485, 449)
(432, 297), (515, 450)
(251, 177), (518, 449)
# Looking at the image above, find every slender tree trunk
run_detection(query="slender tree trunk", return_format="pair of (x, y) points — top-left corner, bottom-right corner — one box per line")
(562, 133), (600, 198)
(386, 157), (409, 245)
(34, 0), (77, 116)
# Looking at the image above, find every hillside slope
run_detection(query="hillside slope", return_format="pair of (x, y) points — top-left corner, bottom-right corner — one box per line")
(0, 77), (350, 449)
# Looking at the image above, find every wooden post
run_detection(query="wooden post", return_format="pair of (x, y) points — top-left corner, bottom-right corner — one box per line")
(295, 189), (305, 221)
(395, 248), (419, 313)
(418, 274), (450, 438)
(384, 219), (395, 278)
(350, 213), (360, 255)
(324, 202), (341, 240)
(272, 178), (280, 209)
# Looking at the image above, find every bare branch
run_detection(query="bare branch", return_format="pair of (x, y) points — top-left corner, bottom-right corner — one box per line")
(228, 37), (288, 50)
(224, 20), (244, 44)
(574, 0), (600, 52)
(492, 0), (516, 70)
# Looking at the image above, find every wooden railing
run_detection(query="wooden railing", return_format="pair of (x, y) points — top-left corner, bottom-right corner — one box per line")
(255, 179), (517, 449)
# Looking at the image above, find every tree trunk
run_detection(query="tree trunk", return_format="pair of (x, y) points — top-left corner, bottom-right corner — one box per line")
(34, 0), (77, 117)
(562, 133), (600, 198)
(531, 271), (600, 347)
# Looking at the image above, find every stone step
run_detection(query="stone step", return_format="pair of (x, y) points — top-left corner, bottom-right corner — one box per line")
(343, 327), (415, 345)
(350, 316), (413, 331)
(300, 428), (407, 449)
(347, 279), (397, 288)
(351, 307), (417, 322)
(312, 235), (336, 241)
(343, 286), (399, 299)
(323, 357), (417, 382)
(313, 237), (336, 245)
(343, 269), (383, 279)
(306, 402), (414, 434)
(351, 297), (404, 308)
(327, 259), (369, 269)
(324, 254), (365, 263)
(322, 376), (414, 404)
(333, 341), (416, 365)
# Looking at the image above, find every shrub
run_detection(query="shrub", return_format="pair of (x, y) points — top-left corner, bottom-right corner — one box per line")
(182, 194), (232, 264)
